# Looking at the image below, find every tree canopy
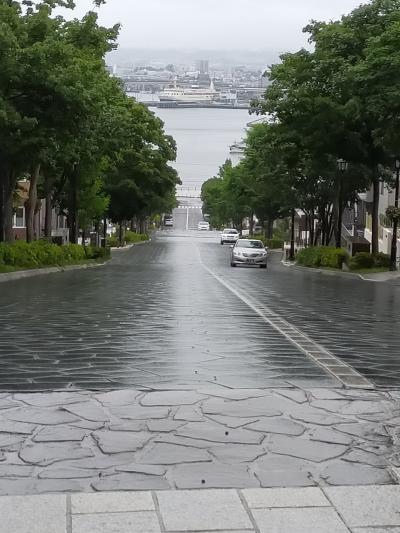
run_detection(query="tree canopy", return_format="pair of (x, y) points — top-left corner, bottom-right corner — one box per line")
(0, 0), (179, 243)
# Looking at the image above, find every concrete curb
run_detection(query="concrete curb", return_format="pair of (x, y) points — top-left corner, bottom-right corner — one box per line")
(282, 261), (400, 283)
(0, 261), (108, 284)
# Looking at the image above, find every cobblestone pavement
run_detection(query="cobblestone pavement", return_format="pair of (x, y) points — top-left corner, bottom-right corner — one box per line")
(0, 233), (337, 391)
(0, 387), (399, 495)
(200, 238), (400, 388)
(2, 485), (400, 533)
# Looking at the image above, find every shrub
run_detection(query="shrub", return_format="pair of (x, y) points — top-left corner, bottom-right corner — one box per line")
(125, 231), (149, 244)
(107, 236), (120, 248)
(264, 238), (284, 249)
(296, 246), (349, 269)
(373, 252), (391, 268)
(349, 252), (375, 270)
(0, 241), (108, 270)
(349, 252), (390, 271)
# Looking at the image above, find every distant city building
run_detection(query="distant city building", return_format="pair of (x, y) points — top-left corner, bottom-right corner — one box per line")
(196, 59), (209, 74)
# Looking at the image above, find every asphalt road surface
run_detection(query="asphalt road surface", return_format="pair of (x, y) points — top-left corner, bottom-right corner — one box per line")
(1, 230), (400, 391)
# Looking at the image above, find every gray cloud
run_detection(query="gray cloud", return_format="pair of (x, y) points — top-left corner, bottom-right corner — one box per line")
(65, 0), (363, 51)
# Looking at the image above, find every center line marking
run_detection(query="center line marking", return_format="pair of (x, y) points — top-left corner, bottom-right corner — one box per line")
(199, 256), (373, 389)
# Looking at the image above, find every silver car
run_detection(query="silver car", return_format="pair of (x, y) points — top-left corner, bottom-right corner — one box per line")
(230, 239), (268, 268)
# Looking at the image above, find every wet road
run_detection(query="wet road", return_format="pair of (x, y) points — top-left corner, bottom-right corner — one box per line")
(1, 231), (400, 390)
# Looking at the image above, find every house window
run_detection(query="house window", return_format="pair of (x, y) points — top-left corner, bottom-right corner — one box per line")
(13, 207), (25, 228)
(380, 181), (385, 195)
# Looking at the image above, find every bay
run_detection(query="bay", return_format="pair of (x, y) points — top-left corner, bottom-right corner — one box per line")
(153, 108), (250, 189)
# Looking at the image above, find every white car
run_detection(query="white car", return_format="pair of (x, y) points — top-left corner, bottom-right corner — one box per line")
(198, 221), (210, 231)
(220, 228), (240, 245)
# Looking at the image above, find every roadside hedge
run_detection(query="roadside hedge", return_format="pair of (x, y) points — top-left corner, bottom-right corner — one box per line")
(253, 235), (284, 249)
(0, 241), (109, 269)
(125, 231), (149, 244)
(107, 232), (149, 247)
(349, 252), (390, 271)
(296, 246), (349, 269)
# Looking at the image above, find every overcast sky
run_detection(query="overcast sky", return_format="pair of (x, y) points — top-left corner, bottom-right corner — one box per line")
(64, 0), (364, 51)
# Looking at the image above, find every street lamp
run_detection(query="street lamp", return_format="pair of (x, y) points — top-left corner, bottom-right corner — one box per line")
(390, 158), (400, 271)
(336, 159), (348, 248)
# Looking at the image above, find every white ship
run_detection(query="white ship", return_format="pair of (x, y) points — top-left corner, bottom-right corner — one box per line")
(160, 79), (218, 103)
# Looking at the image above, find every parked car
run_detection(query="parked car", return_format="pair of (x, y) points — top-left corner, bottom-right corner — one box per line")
(220, 228), (240, 245)
(198, 221), (210, 231)
(230, 239), (268, 268)
(164, 217), (174, 227)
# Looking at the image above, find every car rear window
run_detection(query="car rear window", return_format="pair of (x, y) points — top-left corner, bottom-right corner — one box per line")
(236, 240), (264, 248)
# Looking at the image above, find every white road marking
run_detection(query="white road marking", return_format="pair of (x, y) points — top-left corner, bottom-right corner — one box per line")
(198, 253), (373, 389)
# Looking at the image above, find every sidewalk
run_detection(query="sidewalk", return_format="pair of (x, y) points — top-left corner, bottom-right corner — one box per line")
(2, 485), (400, 532)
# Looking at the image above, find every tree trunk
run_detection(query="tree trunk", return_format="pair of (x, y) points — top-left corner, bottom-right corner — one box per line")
(119, 222), (124, 246)
(249, 213), (254, 236)
(1, 170), (18, 243)
(4, 190), (14, 243)
(44, 190), (53, 241)
(69, 166), (79, 244)
(25, 164), (41, 243)
(266, 219), (274, 239)
(0, 178), (5, 242)
(371, 172), (380, 254)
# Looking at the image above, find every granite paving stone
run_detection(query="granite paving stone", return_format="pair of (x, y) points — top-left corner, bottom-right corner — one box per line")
(92, 430), (153, 454)
(37, 468), (96, 479)
(146, 419), (185, 432)
(325, 486), (400, 527)
(13, 392), (85, 407)
(202, 397), (283, 418)
(115, 463), (167, 476)
(321, 460), (394, 485)
(206, 414), (260, 428)
(62, 402), (109, 422)
(351, 527), (400, 533)
(140, 391), (204, 406)
(156, 489), (253, 531)
(308, 427), (353, 445)
(334, 423), (390, 443)
(33, 426), (87, 442)
(91, 472), (170, 491)
(176, 421), (264, 444)
(71, 491), (155, 513)
(173, 406), (204, 422)
(4, 407), (78, 425)
(209, 444), (268, 464)
(246, 417), (305, 436)
(242, 487), (330, 508)
(0, 464), (35, 478)
(110, 406), (170, 420)
(0, 494), (66, 533)
(0, 419), (36, 434)
(267, 435), (349, 462)
(137, 442), (212, 465)
(252, 468), (316, 487)
(94, 390), (141, 406)
(168, 463), (259, 489)
(72, 512), (161, 533)
(251, 507), (349, 533)
(19, 442), (94, 466)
